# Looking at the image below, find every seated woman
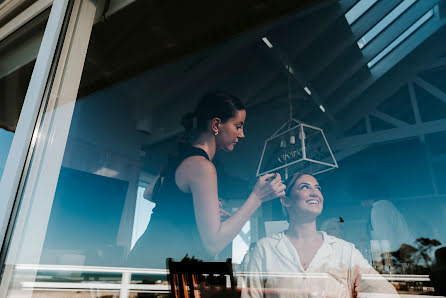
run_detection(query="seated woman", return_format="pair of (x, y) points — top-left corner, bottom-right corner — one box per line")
(242, 173), (398, 298)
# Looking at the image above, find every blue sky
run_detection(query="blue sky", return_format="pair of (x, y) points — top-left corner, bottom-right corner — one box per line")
(0, 128), (14, 180)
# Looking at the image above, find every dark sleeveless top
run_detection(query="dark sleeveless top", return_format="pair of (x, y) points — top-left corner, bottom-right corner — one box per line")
(127, 147), (211, 268)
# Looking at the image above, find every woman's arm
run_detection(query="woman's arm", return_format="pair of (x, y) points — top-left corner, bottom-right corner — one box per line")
(176, 156), (284, 255)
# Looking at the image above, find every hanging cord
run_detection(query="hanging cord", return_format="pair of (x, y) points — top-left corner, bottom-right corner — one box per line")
(288, 69), (293, 129)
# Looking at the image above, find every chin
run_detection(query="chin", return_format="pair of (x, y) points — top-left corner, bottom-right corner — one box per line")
(223, 144), (235, 152)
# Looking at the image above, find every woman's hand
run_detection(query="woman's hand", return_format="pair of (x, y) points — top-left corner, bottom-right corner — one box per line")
(251, 173), (286, 203)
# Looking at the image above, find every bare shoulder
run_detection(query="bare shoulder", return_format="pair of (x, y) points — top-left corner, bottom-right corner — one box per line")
(178, 155), (216, 174)
(176, 156), (216, 191)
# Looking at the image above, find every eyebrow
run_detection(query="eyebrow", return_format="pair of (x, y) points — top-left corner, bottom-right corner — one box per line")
(297, 182), (321, 188)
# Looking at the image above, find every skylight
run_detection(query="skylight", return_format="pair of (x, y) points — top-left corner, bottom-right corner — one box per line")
(367, 8), (434, 68)
(345, 0), (378, 25)
(357, 0), (417, 49)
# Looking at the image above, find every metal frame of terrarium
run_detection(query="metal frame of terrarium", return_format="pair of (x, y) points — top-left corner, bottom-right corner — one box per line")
(256, 119), (338, 177)
(256, 61), (338, 178)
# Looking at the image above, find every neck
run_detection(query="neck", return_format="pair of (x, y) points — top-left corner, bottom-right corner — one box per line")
(192, 133), (217, 161)
(286, 218), (318, 240)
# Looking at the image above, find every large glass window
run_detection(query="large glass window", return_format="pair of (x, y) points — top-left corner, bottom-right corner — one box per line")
(0, 6), (49, 180)
(2, 0), (446, 297)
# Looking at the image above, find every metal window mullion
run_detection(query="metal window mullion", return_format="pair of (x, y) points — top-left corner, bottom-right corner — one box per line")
(2, 0), (97, 267)
(0, 0), (70, 256)
(0, 0), (98, 296)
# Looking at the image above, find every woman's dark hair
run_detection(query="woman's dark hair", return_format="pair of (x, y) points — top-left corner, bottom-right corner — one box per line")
(180, 91), (245, 147)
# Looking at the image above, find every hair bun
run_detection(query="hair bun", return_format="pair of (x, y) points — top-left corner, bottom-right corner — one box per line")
(181, 112), (195, 131)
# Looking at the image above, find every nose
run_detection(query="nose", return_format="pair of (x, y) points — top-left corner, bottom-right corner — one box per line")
(239, 129), (245, 138)
(310, 187), (318, 197)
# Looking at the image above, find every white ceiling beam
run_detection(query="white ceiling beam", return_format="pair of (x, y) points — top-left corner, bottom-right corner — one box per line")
(325, 23), (446, 133)
(365, 115), (372, 133)
(408, 81), (423, 124)
(413, 76), (446, 104)
(329, 15), (443, 116)
(362, 0), (441, 62)
(408, 80), (425, 143)
(370, 110), (409, 128)
(333, 118), (446, 150)
(334, 144), (369, 162)
(371, 16), (444, 78)
(423, 56), (446, 71)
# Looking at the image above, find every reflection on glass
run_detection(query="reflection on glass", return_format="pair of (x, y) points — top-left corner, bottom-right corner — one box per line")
(242, 173), (397, 297)
(345, 0), (378, 25)
(357, 0), (417, 49)
(0, 128), (13, 180)
(126, 92), (285, 268)
(1, 0), (446, 296)
(131, 185), (156, 249)
(367, 8), (434, 68)
(0, 7), (48, 182)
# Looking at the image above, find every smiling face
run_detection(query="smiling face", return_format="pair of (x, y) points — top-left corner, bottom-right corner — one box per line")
(283, 174), (324, 220)
(215, 109), (246, 151)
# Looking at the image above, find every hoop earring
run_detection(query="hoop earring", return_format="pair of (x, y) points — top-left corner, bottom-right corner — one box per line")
(214, 131), (219, 136)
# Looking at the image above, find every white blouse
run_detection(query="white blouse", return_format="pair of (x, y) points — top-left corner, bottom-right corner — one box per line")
(241, 232), (398, 298)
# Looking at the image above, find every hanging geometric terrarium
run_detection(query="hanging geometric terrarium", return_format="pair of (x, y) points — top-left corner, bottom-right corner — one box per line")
(256, 43), (338, 179)
(256, 118), (338, 179)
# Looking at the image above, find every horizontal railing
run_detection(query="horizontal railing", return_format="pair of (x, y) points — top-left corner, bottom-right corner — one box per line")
(12, 264), (432, 297)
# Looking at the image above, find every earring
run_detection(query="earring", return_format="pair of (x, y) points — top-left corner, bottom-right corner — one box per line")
(214, 131), (219, 136)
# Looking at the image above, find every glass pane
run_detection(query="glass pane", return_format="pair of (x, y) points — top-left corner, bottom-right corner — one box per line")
(0, 9), (49, 180)
(3, 0), (446, 297)
(345, 0), (379, 25)
(357, 0), (417, 49)
(368, 8), (434, 68)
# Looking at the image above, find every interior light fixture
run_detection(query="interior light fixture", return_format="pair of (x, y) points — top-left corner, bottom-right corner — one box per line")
(262, 37), (273, 48)
(94, 167), (119, 178)
(256, 68), (337, 178)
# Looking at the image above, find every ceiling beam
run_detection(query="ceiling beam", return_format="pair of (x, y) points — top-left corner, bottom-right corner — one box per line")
(327, 14), (443, 112)
(423, 55), (446, 70)
(370, 15), (445, 78)
(333, 118), (446, 150)
(413, 75), (446, 104)
(334, 144), (369, 162)
(308, 24), (446, 136)
(370, 110), (409, 128)
(350, 0), (401, 39)
(408, 80), (425, 143)
(287, 1), (351, 55)
(362, 0), (441, 62)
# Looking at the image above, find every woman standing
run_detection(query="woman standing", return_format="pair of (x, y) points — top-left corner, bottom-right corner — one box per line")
(128, 92), (285, 268)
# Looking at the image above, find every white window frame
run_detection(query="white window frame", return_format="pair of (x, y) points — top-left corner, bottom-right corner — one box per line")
(0, 0), (100, 295)
(0, 0), (65, 252)
(0, 0), (146, 266)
